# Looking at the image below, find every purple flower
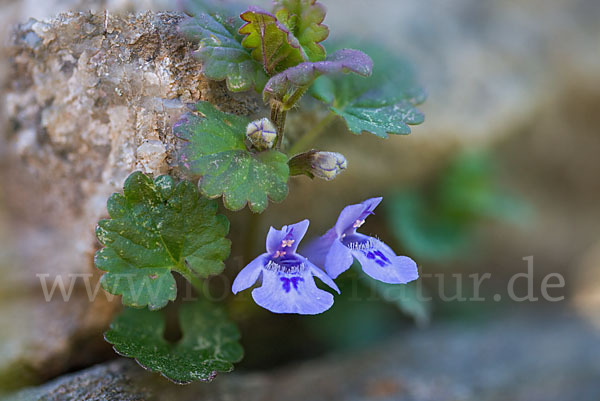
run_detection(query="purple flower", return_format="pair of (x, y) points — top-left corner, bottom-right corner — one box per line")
(232, 220), (340, 315)
(306, 197), (419, 284)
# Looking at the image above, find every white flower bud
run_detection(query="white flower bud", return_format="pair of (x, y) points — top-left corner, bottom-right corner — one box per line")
(246, 118), (277, 151)
(310, 151), (347, 181)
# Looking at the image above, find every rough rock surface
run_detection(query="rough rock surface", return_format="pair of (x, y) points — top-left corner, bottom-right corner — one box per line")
(0, 10), (259, 390)
(4, 10), (258, 227)
(4, 310), (600, 401)
(3, 360), (149, 401)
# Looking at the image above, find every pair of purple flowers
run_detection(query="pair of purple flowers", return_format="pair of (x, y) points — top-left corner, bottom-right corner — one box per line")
(232, 197), (419, 314)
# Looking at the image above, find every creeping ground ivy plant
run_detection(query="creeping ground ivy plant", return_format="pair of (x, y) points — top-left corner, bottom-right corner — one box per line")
(94, 0), (426, 384)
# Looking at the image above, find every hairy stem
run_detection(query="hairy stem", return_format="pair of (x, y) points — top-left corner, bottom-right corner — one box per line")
(288, 111), (337, 155)
(271, 103), (288, 150)
(283, 86), (308, 110)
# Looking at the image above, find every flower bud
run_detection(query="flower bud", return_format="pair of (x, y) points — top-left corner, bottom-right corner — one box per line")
(310, 151), (347, 180)
(246, 118), (277, 151)
(288, 150), (347, 181)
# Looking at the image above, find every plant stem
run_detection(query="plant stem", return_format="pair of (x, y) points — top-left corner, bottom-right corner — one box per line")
(271, 103), (287, 150)
(277, 110), (287, 148)
(283, 86), (308, 110)
(288, 111), (337, 155)
(177, 264), (204, 295)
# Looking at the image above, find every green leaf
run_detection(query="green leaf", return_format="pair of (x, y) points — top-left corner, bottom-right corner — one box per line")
(387, 152), (531, 262)
(311, 45), (426, 138)
(387, 191), (472, 262)
(105, 301), (244, 383)
(437, 151), (531, 223)
(239, 7), (305, 75)
(179, 12), (268, 92)
(273, 0), (329, 62)
(95, 172), (231, 310)
(174, 102), (289, 213)
(358, 269), (431, 326)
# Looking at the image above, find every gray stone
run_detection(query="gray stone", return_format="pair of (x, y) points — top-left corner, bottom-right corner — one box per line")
(2, 360), (149, 401)
(4, 311), (600, 401)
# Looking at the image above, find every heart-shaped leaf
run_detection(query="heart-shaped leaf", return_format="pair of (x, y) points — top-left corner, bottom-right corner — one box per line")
(95, 172), (230, 310)
(311, 45), (426, 138)
(239, 7), (306, 75)
(273, 0), (329, 62)
(174, 102), (289, 213)
(179, 12), (268, 92)
(105, 301), (244, 384)
(263, 48), (372, 106)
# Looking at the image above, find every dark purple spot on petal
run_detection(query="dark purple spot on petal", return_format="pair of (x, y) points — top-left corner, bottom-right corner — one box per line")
(362, 249), (390, 267)
(374, 250), (390, 263)
(290, 277), (304, 290)
(280, 276), (304, 293)
(280, 277), (291, 293)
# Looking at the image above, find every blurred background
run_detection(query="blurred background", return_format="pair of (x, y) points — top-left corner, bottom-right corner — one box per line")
(1, 0), (599, 400)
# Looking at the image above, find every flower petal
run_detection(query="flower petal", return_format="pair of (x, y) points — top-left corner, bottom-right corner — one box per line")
(360, 197), (383, 216)
(302, 228), (337, 268)
(333, 204), (365, 237)
(333, 197), (383, 236)
(232, 253), (267, 294)
(266, 219), (310, 254)
(307, 260), (340, 294)
(251, 268), (334, 314)
(352, 238), (419, 284)
(324, 239), (354, 279)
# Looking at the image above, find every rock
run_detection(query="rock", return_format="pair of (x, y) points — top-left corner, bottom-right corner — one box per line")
(0, 293), (118, 392)
(4, 310), (600, 401)
(323, 0), (600, 142)
(0, 10), (259, 390)
(1, 360), (149, 401)
(135, 140), (168, 175)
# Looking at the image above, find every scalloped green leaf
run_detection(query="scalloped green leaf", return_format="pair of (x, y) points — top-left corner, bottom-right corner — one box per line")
(174, 102), (289, 213)
(105, 300), (243, 384)
(311, 46), (426, 138)
(95, 172), (230, 310)
(273, 0), (329, 62)
(239, 7), (305, 75)
(179, 12), (268, 92)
